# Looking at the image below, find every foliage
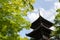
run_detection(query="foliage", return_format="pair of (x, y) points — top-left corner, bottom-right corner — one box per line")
(51, 8), (60, 40)
(50, 0), (60, 39)
(20, 37), (28, 40)
(0, 0), (35, 40)
(59, 0), (60, 2)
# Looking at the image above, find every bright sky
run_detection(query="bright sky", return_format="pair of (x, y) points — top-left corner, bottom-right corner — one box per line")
(20, 0), (60, 38)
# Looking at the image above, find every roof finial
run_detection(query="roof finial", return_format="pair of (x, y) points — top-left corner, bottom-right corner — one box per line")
(38, 9), (40, 16)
